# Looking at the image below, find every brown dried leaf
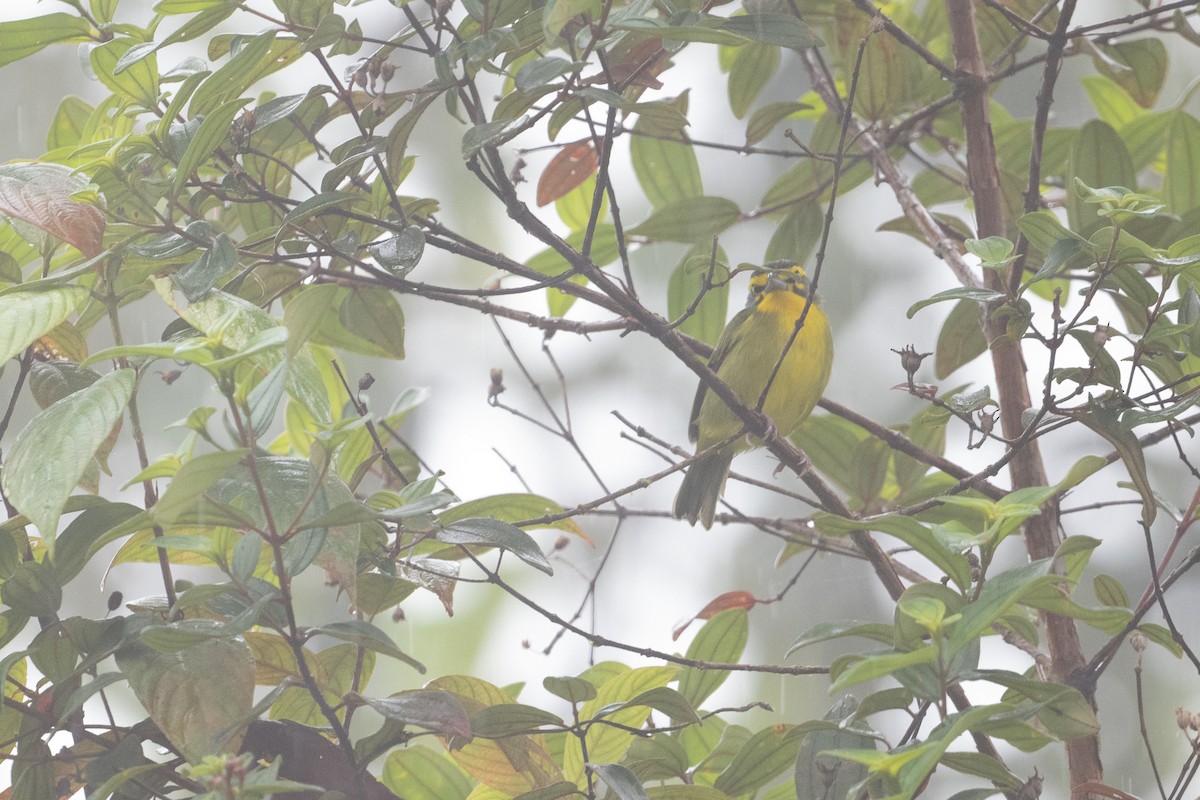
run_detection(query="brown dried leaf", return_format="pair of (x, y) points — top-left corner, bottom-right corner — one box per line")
(536, 141), (598, 207)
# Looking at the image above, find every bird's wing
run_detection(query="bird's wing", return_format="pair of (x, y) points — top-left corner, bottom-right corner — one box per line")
(687, 305), (754, 443)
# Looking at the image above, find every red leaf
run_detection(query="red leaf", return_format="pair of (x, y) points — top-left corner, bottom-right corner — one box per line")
(0, 163), (105, 257)
(536, 140), (598, 207)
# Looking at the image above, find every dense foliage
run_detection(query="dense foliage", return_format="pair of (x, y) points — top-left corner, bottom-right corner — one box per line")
(1, 1), (1200, 799)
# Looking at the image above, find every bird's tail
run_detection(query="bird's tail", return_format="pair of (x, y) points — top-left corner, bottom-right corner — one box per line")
(673, 449), (734, 529)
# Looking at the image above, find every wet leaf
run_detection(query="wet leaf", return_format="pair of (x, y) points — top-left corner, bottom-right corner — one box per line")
(537, 141), (599, 207)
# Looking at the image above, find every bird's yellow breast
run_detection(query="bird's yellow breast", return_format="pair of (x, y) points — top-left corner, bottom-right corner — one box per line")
(695, 291), (832, 450)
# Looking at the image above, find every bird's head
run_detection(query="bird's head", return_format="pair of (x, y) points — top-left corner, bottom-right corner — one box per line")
(745, 261), (813, 306)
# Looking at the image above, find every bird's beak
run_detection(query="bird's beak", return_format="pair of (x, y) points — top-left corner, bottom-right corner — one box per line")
(765, 274), (788, 294)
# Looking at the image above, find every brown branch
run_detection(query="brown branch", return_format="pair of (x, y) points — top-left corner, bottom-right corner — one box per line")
(944, 0), (1102, 793)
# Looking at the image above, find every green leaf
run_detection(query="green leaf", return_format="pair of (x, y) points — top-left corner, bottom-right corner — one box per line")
(604, 687), (700, 725)
(370, 225), (425, 275)
(934, 300), (987, 379)
(630, 197), (740, 243)
(1016, 209), (1086, 255)
(189, 30), (278, 116)
(152, 449), (247, 525)
(630, 121), (703, 208)
(590, 763), (648, 800)
(349, 690), (472, 738)
(438, 493), (586, 537)
(463, 118), (525, 159)
(817, 514), (971, 590)
(668, 247), (729, 346)
(831, 647), (938, 691)
(938, 752), (1021, 791)
(339, 288), (406, 359)
(1, 561), (62, 617)
(544, 0), (601, 41)
(0, 286), (88, 365)
(471, 703), (566, 737)
(907, 287), (1005, 318)
(90, 37), (160, 108)
(1081, 75), (1145, 131)
(45, 95), (93, 150)
(115, 633), (255, 763)
(965, 236), (1013, 265)
(1066, 121), (1136, 236)
(0, 14), (94, 68)
(543, 676), (597, 704)
(1092, 574), (1129, 608)
(713, 725), (801, 796)
(172, 97), (250, 193)
(1094, 38), (1168, 108)
(3, 369), (134, 558)
(1137, 622), (1183, 658)
(947, 559), (1057, 656)
(383, 746), (474, 800)
(975, 670), (1100, 740)
(152, 278), (332, 423)
(720, 15), (822, 49)
(787, 621), (894, 655)
(676, 610), (748, 708)
(1025, 237), (1088, 286)
(1164, 113), (1200, 215)
(515, 782), (584, 800)
(727, 43), (778, 119)
(280, 190), (367, 232)
(311, 620), (425, 673)
(515, 56), (577, 92)
(437, 518), (553, 575)
(795, 697), (874, 800)
(1075, 401), (1155, 524)
(745, 102), (808, 147)
(565, 666), (676, 786)
(174, 233), (237, 301)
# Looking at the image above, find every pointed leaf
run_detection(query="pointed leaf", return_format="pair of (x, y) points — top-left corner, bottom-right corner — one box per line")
(0, 286), (89, 365)
(383, 746), (474, 800)
(538, 141), (599, 207)
(630, 197), (740, 243)
(713, 725), (802, 796)
(3, 369), (134, 556)
(590, 763), (648, 800)
(631, 120), (703, 208)
(471, 703), (567, 737)
(0, 14), (94, 68)
(172, 97), (250, 193)
(0, 163), (105, 257)
(677, 609), (748, 708)
(310, 620), (425, 673)
(438, 518), (553, 575)
(349, 690), (472, 738)
(115, 633), (255, 763)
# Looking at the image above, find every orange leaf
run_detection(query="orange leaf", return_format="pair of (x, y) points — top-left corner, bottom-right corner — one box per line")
(536, 140), (598, 207)
(696, 590), (757, 618)
(672, 590), (757, 639)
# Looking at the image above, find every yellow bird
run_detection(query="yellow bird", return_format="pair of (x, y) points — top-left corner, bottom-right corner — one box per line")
(673, 262), (833, 528)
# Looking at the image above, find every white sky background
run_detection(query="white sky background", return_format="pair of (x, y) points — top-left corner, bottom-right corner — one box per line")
(1, 1), (1199, 797)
